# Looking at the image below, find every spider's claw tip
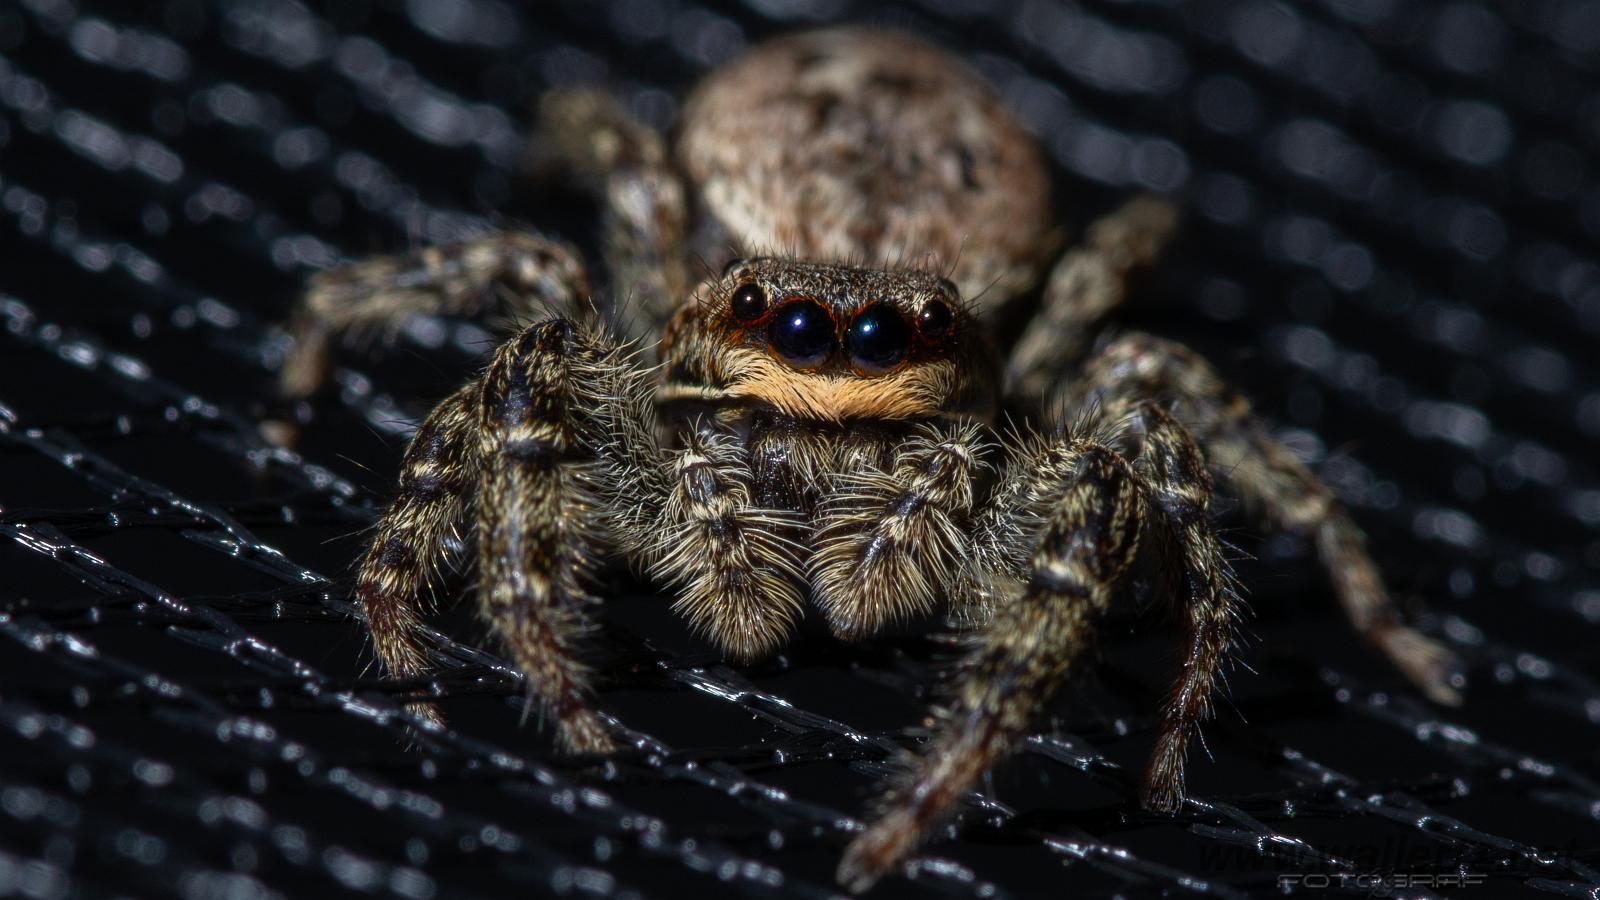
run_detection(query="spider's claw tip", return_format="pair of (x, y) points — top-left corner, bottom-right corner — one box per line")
(397, 701), (447, 749)
(1140, 732), (1189, 813)
(1423, 668), (1466, 707)
(1142, 791), (1181, 814)
(837, 814), (914, 894)
(835, 851), (882, 895)
(1139, 779), (1186, 814)
(556, 711), (622, 755)
(259, 417), (301, 450)
(835, 860), (876, 895)
(1376, 626), (1466, 707)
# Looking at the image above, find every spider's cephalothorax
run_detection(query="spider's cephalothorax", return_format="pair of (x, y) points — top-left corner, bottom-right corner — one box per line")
(648, 259), (1000, 657)
(280, 27), (1463, 894)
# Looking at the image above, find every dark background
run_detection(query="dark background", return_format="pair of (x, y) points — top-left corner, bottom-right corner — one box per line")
(1, 1), (1598, 897)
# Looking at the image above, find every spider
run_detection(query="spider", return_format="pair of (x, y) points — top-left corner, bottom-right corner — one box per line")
(279, 27), (1462, 892)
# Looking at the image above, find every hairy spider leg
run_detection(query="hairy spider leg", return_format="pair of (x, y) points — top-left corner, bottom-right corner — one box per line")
(355, 382), (480, 729)
(1125, 402), (1242, 812)
(281, 232), (591, 400)
(538, 88), (692, 349)
(358, 318), (642, 751)
(475, 321), (618, 753)
(1005, 196), (1178, 402)
(839, 433), (1150, 893)
(1077, 332), (1463, 706)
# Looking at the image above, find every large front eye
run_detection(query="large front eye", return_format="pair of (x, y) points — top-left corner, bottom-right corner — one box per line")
(846, 303), (911, 374)
(768, 297), (835, 368)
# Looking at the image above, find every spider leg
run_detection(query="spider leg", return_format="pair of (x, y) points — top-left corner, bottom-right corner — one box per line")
(1078, 332), (1463, 706)
(1004, 196), (1177, 403)
(649, 429), (807, 661)
(355, 382), (481, 728)
(281, 232), (592, 399)
(839, 432), (1148, 893)
(811, 423), (987, 640)
(1126, 402), (1241, 812)
(537, 88), (692, 348)
(473, 319), (634, 754)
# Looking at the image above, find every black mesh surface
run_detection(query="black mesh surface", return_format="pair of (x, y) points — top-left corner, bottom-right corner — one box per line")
(2, 1), (1599, 898)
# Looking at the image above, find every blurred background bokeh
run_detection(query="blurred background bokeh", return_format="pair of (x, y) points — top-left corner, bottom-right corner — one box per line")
(0, 1), (1597, 897)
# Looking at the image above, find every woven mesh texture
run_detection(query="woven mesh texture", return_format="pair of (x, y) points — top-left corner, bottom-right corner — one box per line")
(2, 1), (1598, 897)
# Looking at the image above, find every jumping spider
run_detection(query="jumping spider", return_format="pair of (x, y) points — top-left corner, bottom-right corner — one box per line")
(280, 28), (1462, 892)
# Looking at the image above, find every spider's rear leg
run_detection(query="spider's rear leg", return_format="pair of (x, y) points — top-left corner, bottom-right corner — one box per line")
(536, 88), (691, 348)
(280, 232), (591, 401)
(1080, 332), (1463, 706)
(356, 382), (481, 728)
(810, 423), (987, 640)
(839, 435), (1148, 893)
(1004, 196), (1177, 403)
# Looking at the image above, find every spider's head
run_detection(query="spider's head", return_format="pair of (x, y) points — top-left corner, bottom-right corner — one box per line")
(658, 258), (997, 422)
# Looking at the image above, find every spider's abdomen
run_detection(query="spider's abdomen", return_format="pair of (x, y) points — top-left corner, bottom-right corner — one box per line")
(676, 28), (1055, 314)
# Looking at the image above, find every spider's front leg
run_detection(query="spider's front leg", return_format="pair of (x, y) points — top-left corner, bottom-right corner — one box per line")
(838, 409), (1240, 889)
(358, 318), (648, 752)
(356, 382), (481, 729)
(838, 432), (1152, 892)
(1078, 332), (1463, 706)
(474, 321), (622, 753)
(280, 233), (591, 400)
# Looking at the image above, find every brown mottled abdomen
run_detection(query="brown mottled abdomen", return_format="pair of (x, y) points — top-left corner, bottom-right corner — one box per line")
(677, 28), (1056, 315)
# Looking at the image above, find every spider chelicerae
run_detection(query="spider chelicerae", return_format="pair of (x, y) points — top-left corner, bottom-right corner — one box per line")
(278, 27), (1462, 892)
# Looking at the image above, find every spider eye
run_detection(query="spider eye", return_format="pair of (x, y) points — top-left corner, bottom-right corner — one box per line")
(768, 297), (835, 368)
(917, 299), (953, 341)
(846, 303), (911, 374)
(730, 283), (767, 321)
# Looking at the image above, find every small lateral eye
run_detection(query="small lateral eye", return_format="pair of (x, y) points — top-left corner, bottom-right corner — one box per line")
(730, 283), (767, 321)
(847, 303), (911, 374)
(917, 298), (953, 341)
